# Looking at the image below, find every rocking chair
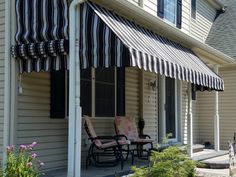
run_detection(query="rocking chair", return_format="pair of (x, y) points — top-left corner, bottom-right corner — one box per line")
(114, 116), (154, 159)
(84, 116), (130, 169)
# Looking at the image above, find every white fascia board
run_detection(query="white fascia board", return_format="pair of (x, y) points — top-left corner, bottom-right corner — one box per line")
(92, 0), (234, 64)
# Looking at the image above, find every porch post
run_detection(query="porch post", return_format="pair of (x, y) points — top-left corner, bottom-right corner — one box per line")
(187, 83), (193, 157)
(68, 1), (84, 177)
(214, 65), (220, 151)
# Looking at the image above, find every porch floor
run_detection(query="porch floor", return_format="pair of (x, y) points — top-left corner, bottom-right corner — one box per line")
(43, 158), (148, 177)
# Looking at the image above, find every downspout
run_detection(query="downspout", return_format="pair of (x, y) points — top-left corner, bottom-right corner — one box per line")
(68, 0), (85, 177)
(3, 0), (11, 165)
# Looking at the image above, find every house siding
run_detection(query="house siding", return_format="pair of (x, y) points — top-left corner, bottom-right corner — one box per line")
(190, 0), (216, 42)
(181, 82), (199, 145)
(17, 73), (68, 171)
(143, 71), (158, 142)
(0, 0), (5, 161)
(194, 67), (236, 150)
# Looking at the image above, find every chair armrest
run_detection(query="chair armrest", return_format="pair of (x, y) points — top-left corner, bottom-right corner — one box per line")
(139, 134), (151, 139)
(89, 136), (114, 141)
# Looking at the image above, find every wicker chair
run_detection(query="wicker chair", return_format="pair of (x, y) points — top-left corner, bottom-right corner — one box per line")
(114, 116), (153, 159)
(84, 116), (130, 169)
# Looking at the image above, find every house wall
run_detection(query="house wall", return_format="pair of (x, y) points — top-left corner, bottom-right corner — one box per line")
(190, 0), (217, 42)
(194, 67), (236, 150)
(0, 0), (5, 162)
(17, 73), (68, 171)
(16, 68), (160, 168)
(130, 0), (216, 42)
(181, 82), (200, 145)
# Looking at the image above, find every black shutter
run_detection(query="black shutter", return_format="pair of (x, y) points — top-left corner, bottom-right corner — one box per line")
(157, 0), (164, 18)
(177, 0), (182, 29)
(116, 68), (125, 116)
(50, 70), (66, 118)
(191, 0), (196, 19)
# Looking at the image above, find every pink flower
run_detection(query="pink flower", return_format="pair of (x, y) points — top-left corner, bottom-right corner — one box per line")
(20, 145), (27, 151)
(27, 162), (33, 168)
(31, 153), (37, 158)
(6, 145), (14, 153)
(40, 162), (44, 166)
(29, 142), (37, 149)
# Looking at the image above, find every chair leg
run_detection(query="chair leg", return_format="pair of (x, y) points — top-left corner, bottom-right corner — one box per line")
(86, 144), (93, 169)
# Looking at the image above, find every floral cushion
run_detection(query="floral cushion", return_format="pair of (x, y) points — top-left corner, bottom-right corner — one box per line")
(115, 116), (139, 141)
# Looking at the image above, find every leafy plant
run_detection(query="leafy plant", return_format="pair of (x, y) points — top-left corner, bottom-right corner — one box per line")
(2, 142), (44, 177)
(132, 146), (196, 177)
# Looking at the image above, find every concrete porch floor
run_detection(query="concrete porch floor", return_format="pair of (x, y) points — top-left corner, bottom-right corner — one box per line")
(43, 149), (230, 177)
(43, 158), (148, 177)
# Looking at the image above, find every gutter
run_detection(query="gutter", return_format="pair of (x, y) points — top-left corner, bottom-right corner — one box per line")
(93, 0), (235, 64)
(207, 0), (224, 10)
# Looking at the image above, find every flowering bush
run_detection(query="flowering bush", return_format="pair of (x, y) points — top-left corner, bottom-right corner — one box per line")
(3, 142), (44, 177)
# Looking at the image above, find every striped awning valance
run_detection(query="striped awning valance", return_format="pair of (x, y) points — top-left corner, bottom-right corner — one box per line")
(80, 2), (224, 91)
(11, 0), (69, 73)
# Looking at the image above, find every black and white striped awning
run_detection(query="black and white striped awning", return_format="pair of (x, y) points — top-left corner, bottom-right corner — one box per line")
(79, 2), (224, 91)
(11, 0), (69, 73)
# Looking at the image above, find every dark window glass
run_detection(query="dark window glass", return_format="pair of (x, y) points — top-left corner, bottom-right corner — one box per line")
(81, 69), (92, 116)
(117, 68), (125, 116)
(165, 77), (176, 138)
(95, 68), (115, 117)
(191, 0), (196, 19)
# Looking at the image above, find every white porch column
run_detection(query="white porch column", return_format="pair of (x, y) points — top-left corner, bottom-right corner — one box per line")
(187, 83), (193, 157)
(214, 65), (220, 151)
(68, 1), (84, 177)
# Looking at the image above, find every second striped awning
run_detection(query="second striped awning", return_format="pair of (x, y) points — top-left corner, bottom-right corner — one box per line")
(80, 2), (224, 91)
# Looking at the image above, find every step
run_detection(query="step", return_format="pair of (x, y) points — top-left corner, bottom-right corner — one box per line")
(192, 150), (228, 162)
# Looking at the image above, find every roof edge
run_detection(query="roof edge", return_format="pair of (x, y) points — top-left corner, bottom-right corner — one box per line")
(207, 0), (224, 10)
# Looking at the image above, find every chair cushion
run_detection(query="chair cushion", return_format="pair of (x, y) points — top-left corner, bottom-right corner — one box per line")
(84, 116), (102, 147)
(131, 138), (153, 144)
(100, 139), (130, 149)
(115, 116), (139, 141)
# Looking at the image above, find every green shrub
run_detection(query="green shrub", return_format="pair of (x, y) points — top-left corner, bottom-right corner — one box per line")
(132, 146), (196, 177)
(3, 142), (44, 177)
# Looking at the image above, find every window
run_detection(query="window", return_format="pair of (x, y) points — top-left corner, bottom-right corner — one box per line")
(95, 68), (115, 117)
(165, 77), (176, 139)
(191, 0), (196, 19)
(80, 68), (125, 117)
(157, 0), (182, 28)
(81, 69), (92, 116)
(50, 67), (125, 119)
(164, 0), (177, 24)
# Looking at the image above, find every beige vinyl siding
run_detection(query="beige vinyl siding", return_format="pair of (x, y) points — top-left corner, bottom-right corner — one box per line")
(197, 91), (214, 145)
(143, 0), (157, 16)
(17, 73), (68, 171)
(0, 0), (5, 161)
(218, 68), (236, 150)
(181, 82), (199, 145)
(190, 0), (216, 42)
(181, 0), (190, 34)
(195, 67), (236, 150)
(143, 71), (158, 143)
